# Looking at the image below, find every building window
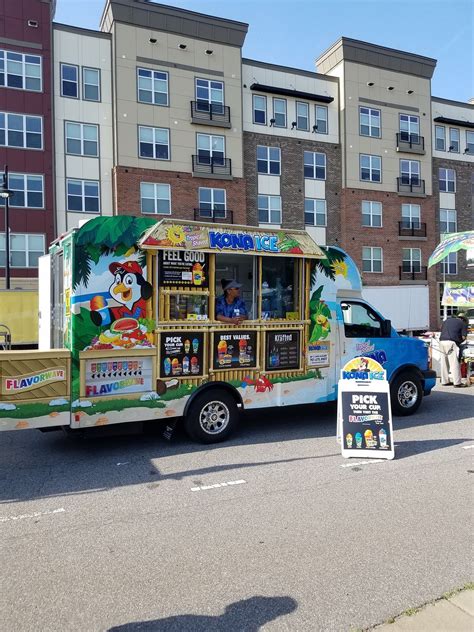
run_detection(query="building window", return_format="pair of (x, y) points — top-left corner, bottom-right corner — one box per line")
(140, 182), (171, 215)
(137, 68), (168, 106)
(399, 114), (419, 142)
(466, 130), (474, 154)
(273, 98), (287, 128)
(315, 105), (328, 134)
(441, 252), (457, 275)
(138, 126), (169, 160)
(360, 154), (381, 182)
(362, 247), (383, 273)
(440, 209), (457, 234)
(253, 95), (267, 125)
(449, 128), (460, 153)
(296, 101), (309, 130)
(67, 179), (100, 213)
(198, 187), (226, 219)
(65, 122), (98, 157)
(0, 112), (42, 149)
(0, 233), (45, 268)
(402, 248), (421, 273)
(257, 145), (281, 175)
(258, 195), (281, 224)
(361, 201), (382, 227)
(0, 172), (43, 208)
(435, 125), (446, 151)
(401, 204), (421, 229)
(304, 199), (326, 226)
(196, 133), (224, 165)
(0, 50), (42, 91)
(83, 67), (100, 101)
(439, 168), (456, 192)
(304, 151), (326, 179)
(400, 159), (420, 185)
(195, 78), (223, 112)
(359, 107), (380, 137)
(61, 63), (79, 98)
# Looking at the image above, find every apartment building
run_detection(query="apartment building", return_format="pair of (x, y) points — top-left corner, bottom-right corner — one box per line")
(431, 96), (474, 316)
(242, 59), (340, 246)
(99, 0), (248, 224)
(0, 0), (55, 289)
(53, 24), (114, 235)
(316, 38), (440, 329)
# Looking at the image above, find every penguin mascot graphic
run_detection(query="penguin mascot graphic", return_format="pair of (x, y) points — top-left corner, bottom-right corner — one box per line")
(90, 260), (153, 326)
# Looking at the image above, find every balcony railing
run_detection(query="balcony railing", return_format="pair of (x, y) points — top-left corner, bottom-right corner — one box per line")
(398, 221), (427, 237)
(194, 208), (234, 223)
(399, 266), (427, 281)
(191, 101), (231, 127)
(192, 155), (232, 178)
(397, 177), (425, 196)
(396, 132), (425, 154)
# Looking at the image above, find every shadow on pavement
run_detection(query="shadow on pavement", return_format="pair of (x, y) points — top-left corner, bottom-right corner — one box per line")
(0, 388), (471, 503)
(107, 596), (297, 632)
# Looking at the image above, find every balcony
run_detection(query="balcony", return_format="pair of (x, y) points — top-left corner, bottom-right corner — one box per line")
(192, 155), (232, 179)
(396, 132), (425, 155)
(397, 177), (425, 197)
(194, 208), (234, 223)
(398, 221), (427, 238)
(399, 266), (428, 281)
(191, 101), (231, 128)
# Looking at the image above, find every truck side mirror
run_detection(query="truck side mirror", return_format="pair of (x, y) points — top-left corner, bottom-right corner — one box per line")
(382, 319), (392, 337)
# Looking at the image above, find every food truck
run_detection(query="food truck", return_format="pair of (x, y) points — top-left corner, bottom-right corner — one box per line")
(0, 217), (436, 442)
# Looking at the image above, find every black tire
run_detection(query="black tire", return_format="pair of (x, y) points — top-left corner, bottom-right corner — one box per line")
(184, 388), (239, 443)
(390, 371), (423, 416)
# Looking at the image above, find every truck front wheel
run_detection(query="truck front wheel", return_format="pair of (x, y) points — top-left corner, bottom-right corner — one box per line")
(390, 372), (423, 416)
(184, 389), (239, 443)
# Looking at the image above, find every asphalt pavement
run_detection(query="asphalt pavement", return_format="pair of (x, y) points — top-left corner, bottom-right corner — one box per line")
(0, 383), (472, 631)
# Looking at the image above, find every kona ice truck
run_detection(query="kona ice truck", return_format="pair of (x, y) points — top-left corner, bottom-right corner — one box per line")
(0, 217), (436, 443)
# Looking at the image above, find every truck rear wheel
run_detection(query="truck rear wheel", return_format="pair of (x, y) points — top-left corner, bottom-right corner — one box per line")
(390, 372), (423, 416)
(184, 389), (239, 443)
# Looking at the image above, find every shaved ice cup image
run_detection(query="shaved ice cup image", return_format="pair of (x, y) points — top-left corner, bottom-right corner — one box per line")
(355, 432), (362, 448)
(364, 429), (374, 447)
(379, 428), (387, 448)
(346, 433), (353, 448)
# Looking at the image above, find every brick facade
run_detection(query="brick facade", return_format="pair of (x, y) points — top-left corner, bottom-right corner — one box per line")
(113, 166), (247, 225)
(243, 132), (342, 242)
(340, 188), (439, 328)
(432, 157), (474, 284)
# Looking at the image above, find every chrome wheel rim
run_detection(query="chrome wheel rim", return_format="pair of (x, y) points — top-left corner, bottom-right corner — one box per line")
(397, 380), (418, 408)
(199, 401), (230, 435)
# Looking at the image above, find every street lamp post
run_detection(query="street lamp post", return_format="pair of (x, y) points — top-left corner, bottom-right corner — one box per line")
(0, 165), (13, 290)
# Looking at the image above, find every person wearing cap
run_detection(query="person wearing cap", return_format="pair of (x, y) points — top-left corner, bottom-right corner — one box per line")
(439, 312), (468, 387)
(215, 279), (248, 324)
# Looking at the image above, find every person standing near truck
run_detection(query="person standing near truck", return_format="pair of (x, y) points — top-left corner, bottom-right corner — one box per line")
(215, 279), (248, 325)
(439, 312), (468, 387)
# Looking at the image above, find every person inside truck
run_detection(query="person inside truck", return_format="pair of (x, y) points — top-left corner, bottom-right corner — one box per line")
(215, 279), (248, 324)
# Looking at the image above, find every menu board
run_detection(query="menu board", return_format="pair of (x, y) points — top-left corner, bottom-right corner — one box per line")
(265, 330), (301, 371)
(159, 250), (208, 288)
(340, 391), (393, 453)
(160, 332), (205, 378)
(84, 356), (153, 398)
(213, 331), (257, 370)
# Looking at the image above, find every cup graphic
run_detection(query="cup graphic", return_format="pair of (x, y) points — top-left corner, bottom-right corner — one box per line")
(355, 432), (363, 448)
(191, 356), (199, 374)
(163, 357), (171, 376)
(364, 429), (374, 448)
(182, 356), (190, 374)
(217, 339), (227, 364)
(171, 358), (179, 375)
(184, 339), (191, 354)
(192, 338), (199, 353)
(239, 338), (248, 364)
(379, 428), (387, 448)
(346, 433), (353, 448)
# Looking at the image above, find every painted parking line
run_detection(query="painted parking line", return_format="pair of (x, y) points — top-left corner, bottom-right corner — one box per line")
(191, 479), (247, 492)
(340, 459), (385, 468)
(0, 507), (65, 524)
(462, 445), (474, 450)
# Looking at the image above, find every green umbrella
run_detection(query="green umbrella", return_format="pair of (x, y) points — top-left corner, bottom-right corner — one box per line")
(428, 230), (474, 267)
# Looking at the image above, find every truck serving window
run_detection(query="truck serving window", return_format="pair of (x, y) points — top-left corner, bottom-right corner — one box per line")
(341, 301), (383, 338)
(261, 257), (299, 320)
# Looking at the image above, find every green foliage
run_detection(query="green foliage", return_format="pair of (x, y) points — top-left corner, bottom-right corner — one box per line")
(72, 307), (101, 354)
(0, 402), (70, 419)
(309, 285), (332, 342)
(310, 246), (346, 286)
(138, 317), (156, 333)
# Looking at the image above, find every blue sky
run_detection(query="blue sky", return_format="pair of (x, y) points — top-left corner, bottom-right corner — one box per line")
(54, 0), (473, 103)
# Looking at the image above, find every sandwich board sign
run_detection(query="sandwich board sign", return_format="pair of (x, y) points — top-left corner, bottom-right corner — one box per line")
(337, 356), (394, 460)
